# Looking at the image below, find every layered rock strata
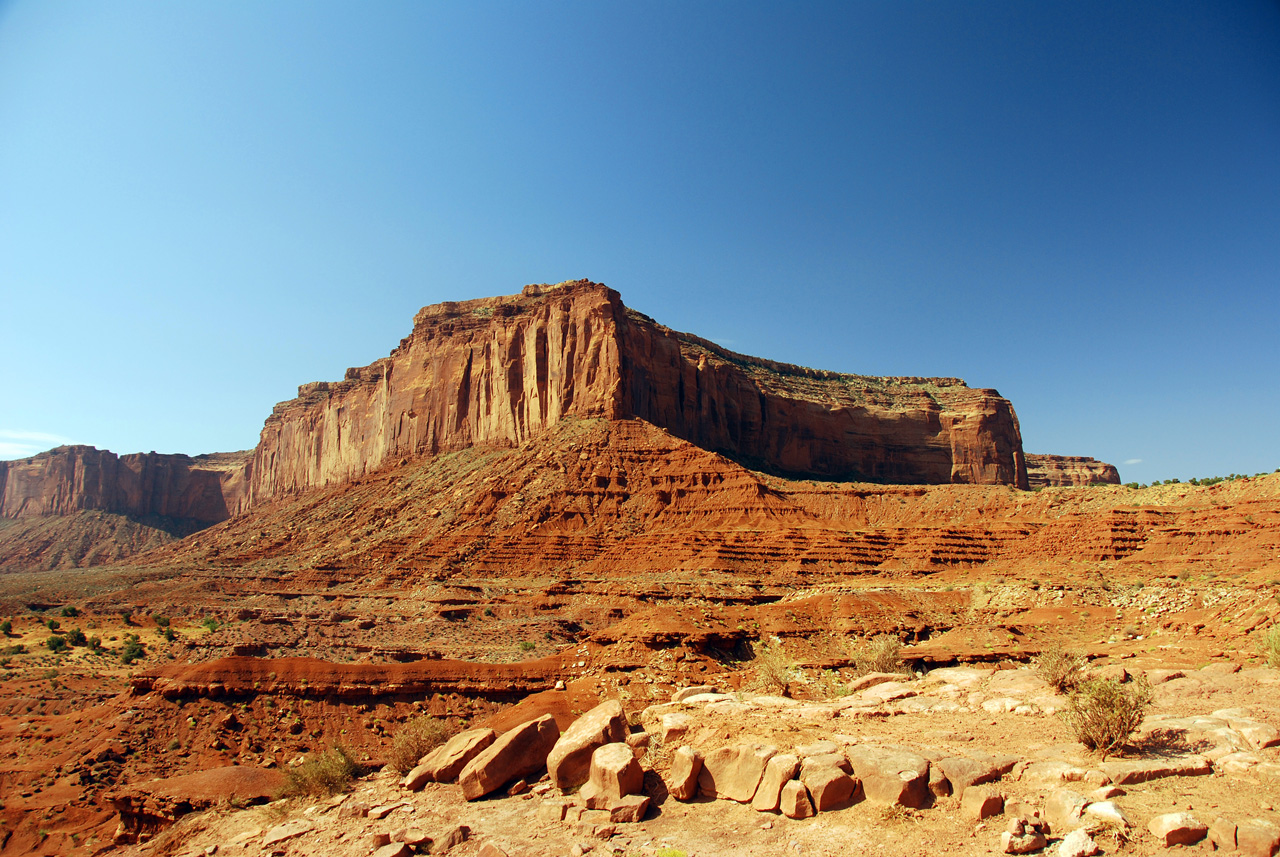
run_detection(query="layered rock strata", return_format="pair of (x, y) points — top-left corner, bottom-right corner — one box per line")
(247, 279), (1029, 504)
(0, 446), (250, 524)
(1025, 454), (1121, 488)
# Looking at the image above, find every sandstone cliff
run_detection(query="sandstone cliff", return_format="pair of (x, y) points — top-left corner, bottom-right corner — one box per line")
(247, 280), (1028, 504)
(1025, 454), (1121, 488)
(0, 446), (250, 525)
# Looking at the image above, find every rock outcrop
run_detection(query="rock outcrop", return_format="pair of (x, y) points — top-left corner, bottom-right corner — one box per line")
(1025, 454), (1120, 488)
(246, 279), (1030, 505)
(0, 446), (250, 524)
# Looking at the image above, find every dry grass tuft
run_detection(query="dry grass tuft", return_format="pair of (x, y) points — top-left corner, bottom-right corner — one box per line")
(750, 637), (798, 693)
(851, 634), (903, 676)
(1259, 625), (1280, 668)
(1060, 677), (1152, 755)
(389, 716), (453, 775)
(1034, 643), (1087, 692)
(279, 745), (359, 797)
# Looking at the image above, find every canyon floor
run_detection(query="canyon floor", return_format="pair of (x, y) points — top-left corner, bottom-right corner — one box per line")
(0, 422), (1277, 857)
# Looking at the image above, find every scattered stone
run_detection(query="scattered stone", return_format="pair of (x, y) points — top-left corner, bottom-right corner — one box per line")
(936, 754), (1017, 799)
(1083, 800), (1129, 828)
(459, 715), (561, 801)
(1237, 819), (1280, 857)
(417, 728), (497, 784)
(364, 832), (392, 849)
(801, 764), (857, 812)
(373, 844), (412, 857)
(547, 700), (629, 790)
(431, 825), (470, 854)
(962, 787), (1004, 821)
(581, 743), (643, 809)
(698, 743), (777, 803)
(538, 802), (568, 822)
(800, 753), (852, 775)
(1044, 788), (1088, 834)
(1146, 669), (1186, 684)
(625, 732), (650, 755)
(397, 829), (432, 847)
(846, 746), (931, 808)
(795, 740), (840, 757)
(1002, 829), (1048, 854)
(1089, 786), (1124, 800)
(339, 800), (370, 819)
(780, 780), (815, 820)
(369, 802), (409, 820)
(1209, 817), (1238, 851)
(847, 672), (912, 694)
(608, 794), (650, 824)
(667, 746), (703, 801)
(752, 754), (801, 813)
(660, 713), (692, 743)
(1057, 828), (1100, 857)
(1148, 812), (1207, 847)
(507, 779), (528, 795)
(262, 820), (312, 847)
(478, 844), (509, 857)
(672, 685), (717, 702)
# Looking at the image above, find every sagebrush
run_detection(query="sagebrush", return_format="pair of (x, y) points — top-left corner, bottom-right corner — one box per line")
(851, 634), (903, 676)
(389, 716), (453, 774)
(1259, 625), (1280, 668)
(750, 637), (798, 693)
(1034, 644), (1086, 692)
(1060, 677), (1152, 754)
(279, 745), (359, 797)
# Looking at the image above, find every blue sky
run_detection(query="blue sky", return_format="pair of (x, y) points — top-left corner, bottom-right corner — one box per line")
(1, 1), (1277, 483)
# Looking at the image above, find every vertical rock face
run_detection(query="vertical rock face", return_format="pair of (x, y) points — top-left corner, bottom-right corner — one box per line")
(247, 280), (1029, 504)
(0, 446), (250, 524)
(1025, 454), (1121, 488)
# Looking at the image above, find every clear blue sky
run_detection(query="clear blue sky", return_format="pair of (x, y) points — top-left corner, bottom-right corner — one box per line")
(2, 1), (1277, 484)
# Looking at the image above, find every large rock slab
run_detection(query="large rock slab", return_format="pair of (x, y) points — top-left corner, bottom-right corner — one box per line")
(407, 728), (497, 788)
(459, 715), (560, 801)
(846, 746), (930, 808)
(1148, 812), (1207, 847)
(1238, 819), (1280, 857)
(667, 746), (702, 801)
(780, 780), (815, 820)
(1101, 754), (1211, 785)
(698, 743), (777, 803)
(751, 754), (800, 813)
(580, 743), (643, 809)
(546, 699), (628, 789)
(109, 766), (285, 843)
(936, 754), (1018, 799)
(801, 765), (857, 812)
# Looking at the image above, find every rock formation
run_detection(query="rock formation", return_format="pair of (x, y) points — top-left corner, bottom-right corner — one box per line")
(247, 279), (1029, 505)
(0, 446), (250, 524)
(1025, 454), (1121, 488)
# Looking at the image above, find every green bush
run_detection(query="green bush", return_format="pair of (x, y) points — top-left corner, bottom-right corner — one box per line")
(389, 716), (453, 774)
(65, 627), (87, 647)
(120, 634), (145, 665)
(518, 640), (536, 652)
(154, 615), (171, 629)
(1034, 644), (1086, 692)
(1061, 677), (1152, 754)
(60, 606), (79, 618)
(279, 745), (359, 797)
(750, 637), (798, 693)
(45, 618), (60, 632)
(0, 620), (11, 636)
(1260, 625), (1280, 669)
(46, 636), (67, 653)
(850, 634), (904, 676)
(201, 617), (220, 632)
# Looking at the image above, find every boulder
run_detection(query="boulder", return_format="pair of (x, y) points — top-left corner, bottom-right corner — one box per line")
(698, 743), (777, 803)
(936, 754), (1018, 799)
(580, 743), (643, 809)
(608, 794), (650, 824)
(800, 753), (852, 775)
(1057, 829), (1099, 857)
(546, 700), (628, 790)
(1083, 800), (1129, 828)
(1209, 817), (1238, 851)
(751, 754), (801, 813)
(961, 786), (1003, 821)
(459, 715), (560, 801)
(780, 780), (815, 820)
(431, 825), (469, 854)
(1148, 812), (1207, 847)
(672, 685), (717, 702)
(845, 746), (930, 808)
(660, 712), (692, 743)
(667, 746), (703, 801)
(1237, 819), (1280, 857)
(1043, 788), (1088, 834)
(417, 728), (497, 784)
(373, 844), (412, 857)
(800, 765), (856, 812)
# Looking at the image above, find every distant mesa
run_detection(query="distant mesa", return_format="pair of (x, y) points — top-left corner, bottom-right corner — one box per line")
(1, 279), (1120, 569)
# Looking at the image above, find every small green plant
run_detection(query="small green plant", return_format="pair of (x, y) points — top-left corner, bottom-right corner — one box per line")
(65, 627), (87, 647)
(519, 640), (536, 652)
(0, 620), (11, 636)
(750, 636), (798, 692)
(200, 617), (220, 632)
(120, 634), (145, 665)
(1061, 677), (1152, 755)
(45, 635), (67, 653)
(279, 745), (359, 797)
(1259, 625), (1280, 669)
(45, 618), (60, 632)
(1034, 644), (1086, 692)
(655, 849), (688, 857)
(120, 610), (134, 626)
(850, 634), (904, 676)
(154, 615), (171, 629)
(60, 606), (79, 618)
(87, 635), (102, 651)
(388, 715), (453, 774)
(159, 626), (176, 642)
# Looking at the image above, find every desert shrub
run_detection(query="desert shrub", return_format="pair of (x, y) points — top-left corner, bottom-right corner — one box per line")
(159, 627), (176, 642)
(87, 636), (102, 651)
(201, 617), (220, 632)
(120, 634), (145, 665)
(1061, 677), (1152, 754)
(45, 618), (60, 632)
(810, 669), (851, 699)
(389, 715), (453, 774)
(279, 745), (359, 797)
(1034, 644), (1086, 692)
(154, 615), (170, 629)
(46, 635), (67, 653)
(0, 620), (11, 635)
(60, 606), (79, 618)
(850, 634), (903, 676)
(65, 627), (87, 647)
(120, 610), (134, 626)
(518, 640), (536, 652)
(750, 637), (798, 693)
(1260, 625), (1280, 668)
